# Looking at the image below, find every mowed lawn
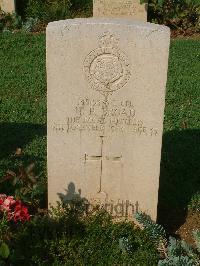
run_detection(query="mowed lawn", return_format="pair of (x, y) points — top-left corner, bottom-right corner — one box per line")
(0, 33), (199, 228)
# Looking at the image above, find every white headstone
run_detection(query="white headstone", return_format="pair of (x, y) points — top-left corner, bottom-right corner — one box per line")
(93, 0), (147, 22)
(47, 19), (170, 221)
(0, 0), (15, 13)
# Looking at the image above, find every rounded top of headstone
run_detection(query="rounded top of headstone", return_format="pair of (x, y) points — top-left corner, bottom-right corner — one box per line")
(47, 18), (170, 35)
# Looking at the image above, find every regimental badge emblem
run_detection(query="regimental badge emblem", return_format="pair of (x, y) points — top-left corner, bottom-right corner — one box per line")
(83, 32), (131, 98)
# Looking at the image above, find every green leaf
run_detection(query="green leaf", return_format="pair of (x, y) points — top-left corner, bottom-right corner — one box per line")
(12, 176), (18, 186)
(0, 243), (10, 259)
(158, 0), (164, 7)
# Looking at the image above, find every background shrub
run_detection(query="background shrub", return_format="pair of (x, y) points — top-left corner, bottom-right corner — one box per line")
(15, 0), (29, 18)
(25, 0), (72, 22)
(0, 12), (22, 32)
(70, 0), (92, 17)
(5, 0), (200, 33)
(147, 0), (200, 32)
(10, 209), (159, 265)
(24, 0), (92, 22)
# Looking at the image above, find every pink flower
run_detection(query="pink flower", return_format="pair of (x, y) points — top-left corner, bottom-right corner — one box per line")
(0, 194), (7, 201)
(0, 194), (30, 223)
(0, 194), (7, 211)
(2, 196), (16, 211)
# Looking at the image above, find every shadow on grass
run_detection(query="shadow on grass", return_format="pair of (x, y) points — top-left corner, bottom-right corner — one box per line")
(15, 0), (29, 18)
(0, 122), (46, 177)
(0, 122), (46, 159)
(158, 129), (200, 233)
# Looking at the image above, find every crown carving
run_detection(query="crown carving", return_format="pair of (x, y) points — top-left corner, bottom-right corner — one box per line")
(99, 32), (119, 48)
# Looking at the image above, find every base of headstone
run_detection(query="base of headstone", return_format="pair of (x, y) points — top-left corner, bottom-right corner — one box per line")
(0, 0), (15, 13)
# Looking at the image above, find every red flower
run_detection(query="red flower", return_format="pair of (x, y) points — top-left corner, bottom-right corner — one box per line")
(13, 203), (30, 222)
(0, 194), (30, 222)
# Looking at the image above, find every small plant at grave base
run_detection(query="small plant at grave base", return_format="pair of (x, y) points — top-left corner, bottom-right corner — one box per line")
(193, 230), (200, 253)
(134, 212), (168, 257)
(0, 11), (22, 32)
(22, 17), (39, 33)
(10, 208), (159, 265)
(188, 192), (200, 212)
(0, 194), (30, 223)
(0, 163), (46, 211)
(0, 194), (30, 262)
(133, 212), (200, 266)
(0, 213), (10, 261)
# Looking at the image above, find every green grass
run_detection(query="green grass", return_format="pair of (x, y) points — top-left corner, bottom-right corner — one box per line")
(0, 33), (200, 230)
(0, 33), (46, 180)
(158, 39), (200, 230)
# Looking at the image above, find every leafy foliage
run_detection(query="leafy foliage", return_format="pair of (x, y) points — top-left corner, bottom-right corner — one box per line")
(0, 164), (46, 211)
(158, 236), (200, 265)
(0, 214), (9, 243)
(1, 0), (200, 33)
(70, 0), (92, 17)
(25, 0), (92, 22)
(193, 230), (200, 253)
(0, 242), (9, 259)
(142, 0), (200, 32)
(0, 11), (39, 32)
(22, 17), (38, 32)
(135, 212), (200, 266)
(0, 196), (30, 263)
(25, 0), (72, 22)
(158, 255), (195, 266)
(134, 212), (168, 260)
(188, 192), (200, 212)
(135, 212), (167, 241)
(10, 208), (158, 265)
(0, 12), (22, 32)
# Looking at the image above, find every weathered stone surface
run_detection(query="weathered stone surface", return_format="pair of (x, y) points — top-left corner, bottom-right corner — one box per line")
(93, 0), (147, 22)
(47, 18), (170, 221)
(0, 0), (15, 13)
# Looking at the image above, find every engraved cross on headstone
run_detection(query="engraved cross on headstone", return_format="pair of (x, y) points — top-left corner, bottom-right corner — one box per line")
(84, 136), (122, 193)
